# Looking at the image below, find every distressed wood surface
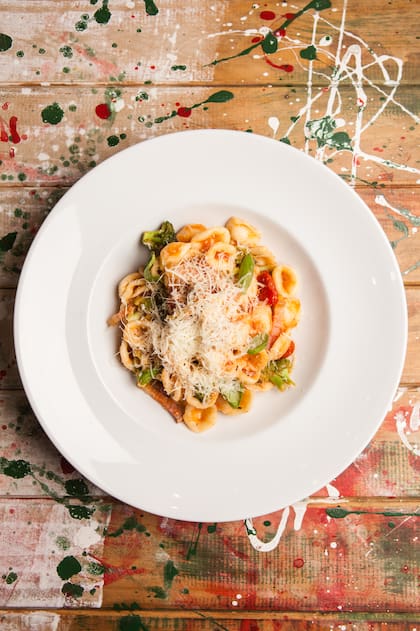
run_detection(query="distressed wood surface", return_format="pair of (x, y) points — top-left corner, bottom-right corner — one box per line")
(0, 85), (418, 187)
(0, 611), (419, 631)
(0, 0), (418, 626)
(0, 0), (418, 86)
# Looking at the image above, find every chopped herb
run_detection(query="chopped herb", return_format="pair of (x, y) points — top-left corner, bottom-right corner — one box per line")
(237, 253), (254, 291)
(248, 333), (268, 355)
(141, 221), (176, 253)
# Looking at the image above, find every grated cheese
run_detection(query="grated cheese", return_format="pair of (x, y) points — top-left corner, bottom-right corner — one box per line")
(145, 255), (252, 400)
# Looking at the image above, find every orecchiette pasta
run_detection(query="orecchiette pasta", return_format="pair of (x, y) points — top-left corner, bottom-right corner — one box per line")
(109, 217), (300, 432)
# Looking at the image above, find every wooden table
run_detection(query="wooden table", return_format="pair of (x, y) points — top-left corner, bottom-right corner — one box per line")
(0, 1), (419, 628)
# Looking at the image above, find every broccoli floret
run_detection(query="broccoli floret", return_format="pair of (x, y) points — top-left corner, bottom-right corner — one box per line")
(141, 221), (176, 253)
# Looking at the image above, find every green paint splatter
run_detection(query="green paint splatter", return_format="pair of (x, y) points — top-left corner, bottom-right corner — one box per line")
(163, 560), (179, 590)
(75, 19), (88, 31)
(61, 582), (84, 597)
(41, 103), (64, 125)
(63, 67), (70, 73)
(5, 572), (17, 584)
(261, 32), (278, 54)
(207, 523), (217, 533)
(206, 0), (330, 67)
(204, 90), (234, 103)
(94, 0), (111, 24)
(87, 561), (105, 575)
(0, 34), (13, 52)
(67, 505), (95, 520)
(16, 50), (24, 57)
(147, 586), (167, 599)
(0, 232), (17, 254)
(119, 615), (150, 631)
(113, 602), (141, 611)
(186, 522), (202, 560)
(143, 0), (159, 16)
(171, 64), (187, 71)
(107, 134), (120, 146)
(56, 536), (71, 551)
(17, 172), (27, 181)
(326, 507), (420, 519)
(60, 45), (73, 58)
(306, 115), (352, 151)
(65, 478), (89, 497)
(0, 457), (31, 478)
(263, 520), (271, 527)
(107, 515), (147, 538)
(300, 44), (317, 60)
(56, 555), (82, 580)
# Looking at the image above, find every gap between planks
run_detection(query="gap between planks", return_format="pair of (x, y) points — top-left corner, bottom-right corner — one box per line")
(0, 609), (419, 622)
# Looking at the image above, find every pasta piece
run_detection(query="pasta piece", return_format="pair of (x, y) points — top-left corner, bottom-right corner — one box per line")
(205, 242), (237, 273)
(225, 217), (261, 246)
(183, 404), (217, 432)
(250, 245), (277, 270)
(177, 223), (207, 242)
(118, 273), (145, 303)
(119, 339), (136, 372)
(191, 227), (231, 251)
(160, 241), (198, 268)
(186, 391), (218, 409)
(272, 265), (298, 297)
(250, 304), (272, 335)
(237, 350), (269, 385)
(216, 389), (253, 415)
(269, 333), (292, 361)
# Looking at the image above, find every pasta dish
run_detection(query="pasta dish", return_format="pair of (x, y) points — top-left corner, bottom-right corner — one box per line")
(108, 217), (300, 432)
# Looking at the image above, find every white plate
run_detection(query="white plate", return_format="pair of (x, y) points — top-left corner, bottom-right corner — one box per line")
(14, 130), (407, 522)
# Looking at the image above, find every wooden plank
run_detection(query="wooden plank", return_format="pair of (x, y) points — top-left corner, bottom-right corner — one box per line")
(0, 1), (418, 86)
(0, 610), (419, 630)
(0, 86), (418, 187)
(99, 499), (420, 612)
(0, 186), (418, 288)
(0, 498), (417, 612)
(0, 499), (112, 608)
(0, 389), (419, 499)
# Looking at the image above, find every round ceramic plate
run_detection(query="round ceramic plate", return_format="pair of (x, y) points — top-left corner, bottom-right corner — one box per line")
(14, 130), (407, 522)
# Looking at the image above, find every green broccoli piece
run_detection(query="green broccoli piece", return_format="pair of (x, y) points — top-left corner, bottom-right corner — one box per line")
(141, 221), (176, 253)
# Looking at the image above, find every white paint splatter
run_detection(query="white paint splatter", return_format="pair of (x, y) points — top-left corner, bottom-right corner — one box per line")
(245, 499), (309, 552)
(395, 407), (420, 456)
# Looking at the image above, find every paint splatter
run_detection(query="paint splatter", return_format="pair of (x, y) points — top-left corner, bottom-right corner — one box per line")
(94, 0), (111, 24)
(56, 556), (82, 580)
(260, 11), (276, 20)
(0, 34), (13, 52)
(119, 615), (150, 631)
(0, 232), (17, 254)
(41, 103), (64, 125)
(163, 560), (179, 591)
(300, 44), (317, 60)
(143, 0), (159, 16)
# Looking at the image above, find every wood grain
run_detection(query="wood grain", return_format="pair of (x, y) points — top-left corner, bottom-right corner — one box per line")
(0, 610), (419, 630)
(0, 86), (418, 187)
(0, 0), (418, 86)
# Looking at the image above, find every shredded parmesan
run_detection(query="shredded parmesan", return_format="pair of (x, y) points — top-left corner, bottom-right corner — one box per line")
(145, 256), (252, 400)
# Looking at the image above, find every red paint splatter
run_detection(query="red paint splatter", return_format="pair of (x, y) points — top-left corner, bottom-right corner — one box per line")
(95, 103), (111, 119)
(251, 35), (264, 43)
(240, 622), (260, 631)
(9, 147), (15, 158)
(264, 57), (294, 72)
(0, 119), (9, 142)
(2, 103), (8, 111)
(293, 557), (305, 568)
(177, 107), (192, 118)
(60, 456), (75, 474)
(21, 134), (27, 140)
(274, 28), (286, 37)
(9, 508), (14, 514)
(260, 10), (276, 20)
(373, 146), (384, 152)
(150, 65), (156, 70)
(9, 116), (20, 144)
(283, 13), (296, 20)
(220, 535), (250, 561)
(2, 425), (7, 430)
(401, 565), (410, 573)
(175, 102), (180, 107)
